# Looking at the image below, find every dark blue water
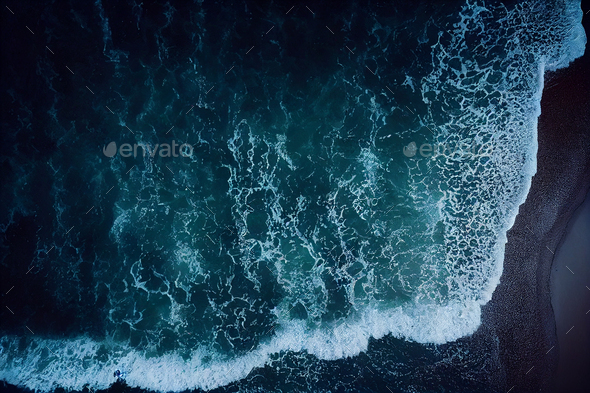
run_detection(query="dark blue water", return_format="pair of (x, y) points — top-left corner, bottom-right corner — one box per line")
(0, 0), (585, 392)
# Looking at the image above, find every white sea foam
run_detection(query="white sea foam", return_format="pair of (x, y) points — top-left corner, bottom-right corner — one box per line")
(0, 300), (478, 392)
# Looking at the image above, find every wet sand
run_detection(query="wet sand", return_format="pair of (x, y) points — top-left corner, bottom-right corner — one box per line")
(550, 189), (590, 393)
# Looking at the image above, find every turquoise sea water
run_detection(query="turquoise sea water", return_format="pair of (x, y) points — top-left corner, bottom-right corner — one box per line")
(0, 0), (586, 391)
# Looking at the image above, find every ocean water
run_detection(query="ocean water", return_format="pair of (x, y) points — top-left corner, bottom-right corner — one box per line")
(0, 0), (586, 392)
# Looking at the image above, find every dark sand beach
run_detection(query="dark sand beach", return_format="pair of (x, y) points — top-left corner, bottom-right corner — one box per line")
(480, 9), (590, 392)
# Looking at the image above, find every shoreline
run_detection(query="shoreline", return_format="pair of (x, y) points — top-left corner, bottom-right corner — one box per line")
(480, 15), (590, 393)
